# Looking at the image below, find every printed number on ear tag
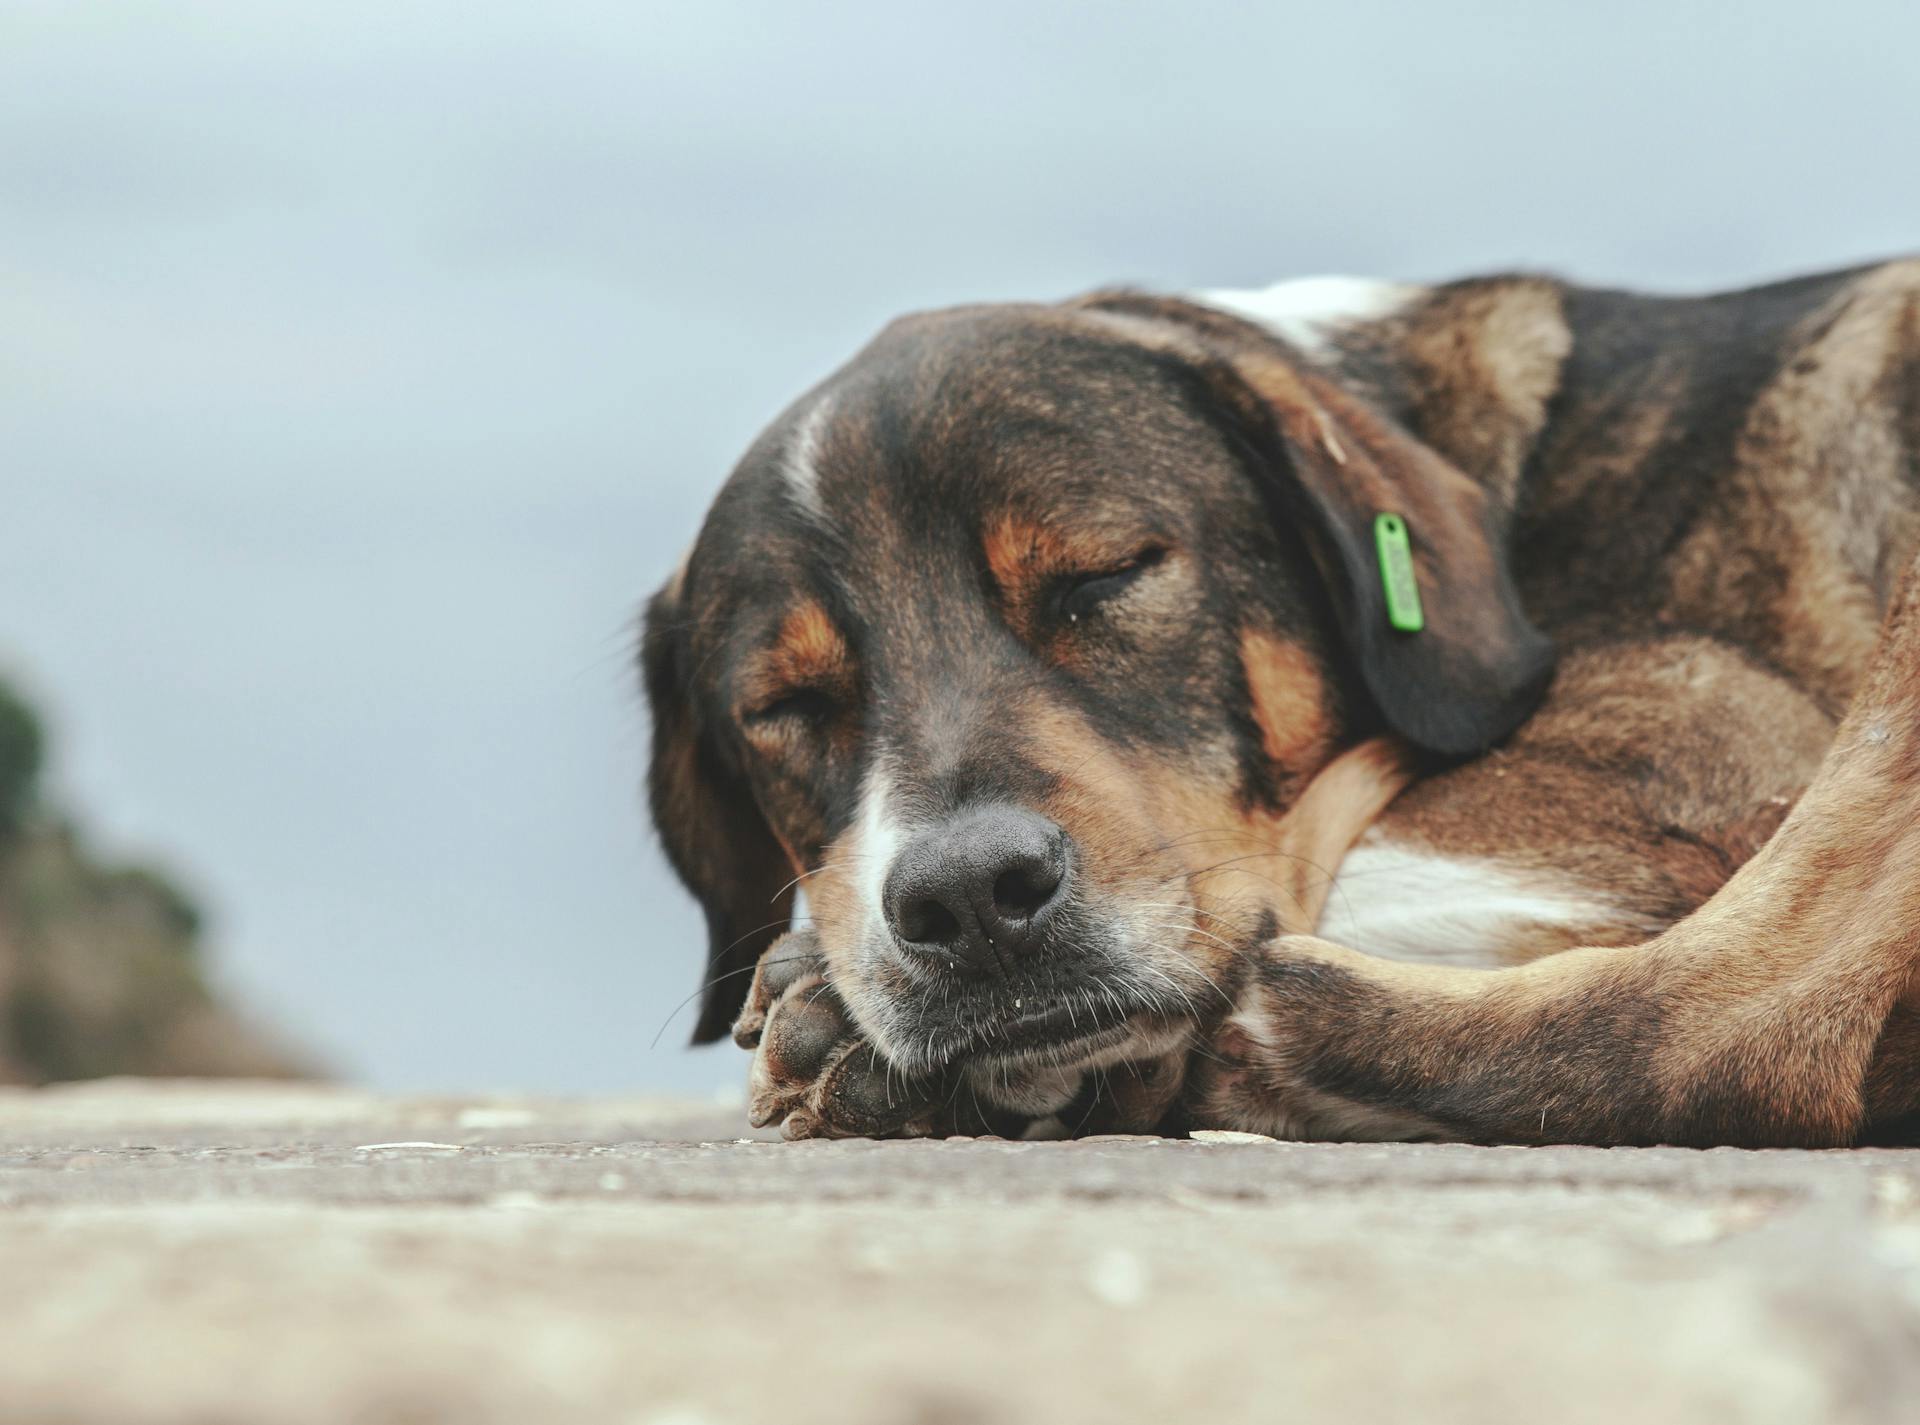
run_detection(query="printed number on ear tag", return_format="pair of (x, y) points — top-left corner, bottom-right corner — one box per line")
(1373, 513), (1424, 633)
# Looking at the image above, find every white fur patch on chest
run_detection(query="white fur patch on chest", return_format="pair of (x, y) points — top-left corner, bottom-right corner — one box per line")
(1317, 838), (1638, 968)
(1192, 275), (1422, 359)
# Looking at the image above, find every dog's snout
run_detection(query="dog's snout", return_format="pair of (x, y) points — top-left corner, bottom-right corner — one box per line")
(883, 806), (1070, 972)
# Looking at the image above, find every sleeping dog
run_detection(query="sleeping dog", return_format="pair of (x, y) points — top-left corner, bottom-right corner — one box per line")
(643, 260), (1920, 1146)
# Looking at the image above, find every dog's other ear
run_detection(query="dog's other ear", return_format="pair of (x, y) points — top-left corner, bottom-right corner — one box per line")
(1237, 354), (1556, 757)
(1083, 294), (1555, 758)
(641, 580), (795, 1044)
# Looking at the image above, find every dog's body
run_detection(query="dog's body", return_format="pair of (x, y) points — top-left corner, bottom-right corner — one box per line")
(1240, 263), (1910, 970)
(646, 258), (1920, 1145)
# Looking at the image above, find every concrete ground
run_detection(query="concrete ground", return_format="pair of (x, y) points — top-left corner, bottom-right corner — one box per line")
(4, 1081), (1920, 1425)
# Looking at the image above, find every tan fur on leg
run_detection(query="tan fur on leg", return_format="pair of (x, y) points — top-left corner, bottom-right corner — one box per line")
(1194, 557), (1920, 1147)
(1259, 738), (1417, 934)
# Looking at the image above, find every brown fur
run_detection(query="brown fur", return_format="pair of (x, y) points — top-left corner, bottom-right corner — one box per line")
(645, 258), (1920, 1140)
(1239, 630), (1337, 789)
(1193, 555), (1920, 1145)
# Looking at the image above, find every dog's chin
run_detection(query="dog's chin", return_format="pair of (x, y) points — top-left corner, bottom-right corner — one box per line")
(843, 924), (1230, 1088)
(955, 1011), (1197, 1120)
(905, 995), (1184, 1080)
(969, 1000), (1165, 1068)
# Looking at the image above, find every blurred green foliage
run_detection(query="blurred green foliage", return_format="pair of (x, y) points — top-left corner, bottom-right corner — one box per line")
(0, 671), (303, 1084)
(0, 678), (44, 836)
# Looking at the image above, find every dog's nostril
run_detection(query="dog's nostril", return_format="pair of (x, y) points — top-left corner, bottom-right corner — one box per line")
(992, 862), (1061, 920)
(897, 895), (962, 947)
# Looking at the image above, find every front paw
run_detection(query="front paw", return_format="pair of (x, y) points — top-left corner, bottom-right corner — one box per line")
(1181, 934), (1350, 1138)
(1184, 1008), (1299, 1137)
(1182, 935), (1461, 1142)
(731, 930), (945, 1140)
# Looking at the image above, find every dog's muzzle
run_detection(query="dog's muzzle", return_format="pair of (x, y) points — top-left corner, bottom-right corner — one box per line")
(881, 804), (1072, 975)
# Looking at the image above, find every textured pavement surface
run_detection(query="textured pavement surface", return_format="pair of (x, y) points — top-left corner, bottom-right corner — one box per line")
(5, 1081), (1920, 1424)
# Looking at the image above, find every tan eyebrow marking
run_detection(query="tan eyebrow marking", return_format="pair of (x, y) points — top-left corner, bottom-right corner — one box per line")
(985, 514), (1066, 591)
(983, 514), (1129, 588)
(983, 512), (1154, 627)
(776, 601), (848, 676)
(738, 598), (856, 711)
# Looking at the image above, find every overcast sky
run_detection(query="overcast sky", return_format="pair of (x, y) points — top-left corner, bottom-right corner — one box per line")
(4, 1), (1918, 1097)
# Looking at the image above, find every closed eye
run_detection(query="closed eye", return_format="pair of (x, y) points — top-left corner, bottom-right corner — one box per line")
(1057, 546), (1168, 623)
(742, 687), (837, 727)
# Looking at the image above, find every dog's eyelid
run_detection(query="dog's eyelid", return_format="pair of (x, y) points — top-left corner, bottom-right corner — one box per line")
(1072, 542), (1170, 582)
(739, 686), (837, 727)
(1056, 543), (1171, 622)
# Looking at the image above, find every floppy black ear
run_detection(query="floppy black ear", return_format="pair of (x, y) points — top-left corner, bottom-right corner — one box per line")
(1236, 355), (1555, 757)
(641, 583), (795, 1044)
(1082, 293), (1555, 758)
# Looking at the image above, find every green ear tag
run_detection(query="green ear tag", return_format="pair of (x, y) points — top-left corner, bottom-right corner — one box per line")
(1373, 513), (1424, 633)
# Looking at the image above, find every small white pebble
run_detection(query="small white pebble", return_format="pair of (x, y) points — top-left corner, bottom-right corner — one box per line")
(352, 1141), (462, 1154)
(1087, 1248), (1149, 1307)
(598, 1172), (627, 1191)
(1189, 1129), (1278, 1145)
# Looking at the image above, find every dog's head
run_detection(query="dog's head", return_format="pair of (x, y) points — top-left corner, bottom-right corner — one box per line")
(643, 293), (1553, 1085)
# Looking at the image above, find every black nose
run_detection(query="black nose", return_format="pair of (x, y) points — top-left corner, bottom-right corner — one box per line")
(883, 806), (1071, 973)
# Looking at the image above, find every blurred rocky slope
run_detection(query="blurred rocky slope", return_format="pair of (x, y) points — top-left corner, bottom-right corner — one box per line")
(0, 672), (306, 1083)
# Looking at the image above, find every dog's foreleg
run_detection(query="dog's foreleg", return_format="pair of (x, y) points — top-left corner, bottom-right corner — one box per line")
(1190, 557), (1920, 1147)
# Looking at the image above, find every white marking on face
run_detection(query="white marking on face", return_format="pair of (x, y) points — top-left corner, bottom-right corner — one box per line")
(1192, 275), (1422, 359)
(1317, 837), (1650, 968)
(823, 758), (920, 1061)
(851, 758), (905, 947)
(781, 396), (833, 519)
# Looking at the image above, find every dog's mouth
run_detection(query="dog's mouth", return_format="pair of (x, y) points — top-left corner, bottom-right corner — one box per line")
(909, 986), (1169, 1075)
(851, 899), (1245, 1082)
